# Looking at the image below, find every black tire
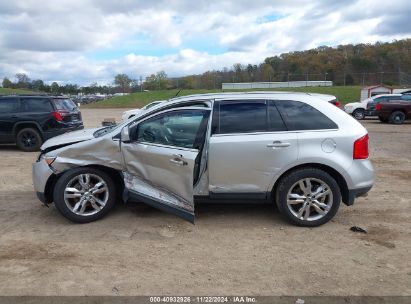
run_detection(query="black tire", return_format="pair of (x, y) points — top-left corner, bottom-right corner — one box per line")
(53, 167), (117, 223)
(275, 168), (341, 227)
(352, 109), (365, 120)
(16, 128), (42, 152)
(378, 115), (388, 123)
(389, 111), (405, 124)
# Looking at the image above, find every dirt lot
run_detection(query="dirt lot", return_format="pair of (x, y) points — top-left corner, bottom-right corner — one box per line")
(0, 108), (410, 296)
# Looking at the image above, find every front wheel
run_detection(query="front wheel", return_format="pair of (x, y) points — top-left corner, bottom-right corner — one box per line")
(352, 109), (365, 120)
(53, 167), (117, 223)
(275, 168), (341, 227)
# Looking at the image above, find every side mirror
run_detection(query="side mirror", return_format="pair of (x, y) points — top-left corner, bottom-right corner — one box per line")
(121, 126), (131, 143)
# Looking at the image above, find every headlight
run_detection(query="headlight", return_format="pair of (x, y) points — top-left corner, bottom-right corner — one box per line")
(41, 155), (57, 166)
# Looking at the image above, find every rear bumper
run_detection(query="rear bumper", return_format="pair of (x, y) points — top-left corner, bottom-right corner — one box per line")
(345, 186), (372, 206)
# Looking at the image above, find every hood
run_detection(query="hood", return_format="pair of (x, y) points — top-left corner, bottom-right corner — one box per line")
(41, 128), (98, 150)
(345, 102), (363, 107)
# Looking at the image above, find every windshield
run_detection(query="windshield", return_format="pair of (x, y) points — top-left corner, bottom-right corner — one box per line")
(93, 118), (131, 138)
(144, 101), (162, 110)
(53, 98), (77, 111)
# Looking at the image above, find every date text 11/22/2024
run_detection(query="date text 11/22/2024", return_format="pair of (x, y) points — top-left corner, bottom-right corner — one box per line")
(149, 296), (257, 303)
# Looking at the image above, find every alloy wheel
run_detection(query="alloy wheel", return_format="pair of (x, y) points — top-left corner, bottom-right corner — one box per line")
(64, 173), (109, 216)
(20, 131), (38, 148)
(286, 178), (333, 222)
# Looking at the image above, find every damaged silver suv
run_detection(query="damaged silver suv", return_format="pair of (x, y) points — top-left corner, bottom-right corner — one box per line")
(32, 92), (374, 226)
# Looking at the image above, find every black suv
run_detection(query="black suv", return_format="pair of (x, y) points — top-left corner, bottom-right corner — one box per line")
(0, 95), (83, 151)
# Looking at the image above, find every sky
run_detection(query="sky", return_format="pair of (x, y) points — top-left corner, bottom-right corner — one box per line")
(0, 0), (410, 85)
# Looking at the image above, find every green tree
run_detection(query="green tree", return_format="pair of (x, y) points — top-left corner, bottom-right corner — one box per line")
(15, 73), (30, 88)
(114, 74), (132, 93)
(31, 79), (45, 91)
(51, 82), (60, 94)
(2, 77), (13, 88)
(144, 71), (170, 90)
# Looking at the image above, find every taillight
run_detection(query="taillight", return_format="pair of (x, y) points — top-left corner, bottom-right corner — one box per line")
(353, 134), (369, 159)
(375, 103), (382, 111)
(51, 111), (63, 121)
(335, 101), (341, 107)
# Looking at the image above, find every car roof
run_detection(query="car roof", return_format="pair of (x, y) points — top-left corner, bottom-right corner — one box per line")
(169, 91), (335, 103)
(0, 95), (63, 99)
(372, 94), (401, 98)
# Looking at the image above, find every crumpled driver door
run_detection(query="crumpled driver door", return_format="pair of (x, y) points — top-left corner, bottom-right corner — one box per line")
(121, 108), (211, 223)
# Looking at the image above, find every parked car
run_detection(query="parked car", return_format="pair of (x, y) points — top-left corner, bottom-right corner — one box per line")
(375, 94), (411, 124)
(0, 95), (83, 151)
(121, 100), (165, 121)
(33, 92), (374, 226)
(344, 94), (401, 120)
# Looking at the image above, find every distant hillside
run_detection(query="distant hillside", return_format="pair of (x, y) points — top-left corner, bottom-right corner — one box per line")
(173, 39), (411, 89)
(84, 86), (361, 108)
(0, 88), (38, 95)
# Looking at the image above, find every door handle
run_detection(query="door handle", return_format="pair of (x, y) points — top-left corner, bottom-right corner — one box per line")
(169, 158), (187, 166)
(266, 141), (291, 148)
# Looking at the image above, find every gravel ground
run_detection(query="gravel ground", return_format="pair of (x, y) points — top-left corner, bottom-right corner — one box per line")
(0, 108), (410, 296)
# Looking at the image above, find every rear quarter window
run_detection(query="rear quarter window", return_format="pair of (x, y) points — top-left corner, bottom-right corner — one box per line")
(52, 99), (77, 111)
(275, 100), (338, 131)
(21, 98), (53, 112)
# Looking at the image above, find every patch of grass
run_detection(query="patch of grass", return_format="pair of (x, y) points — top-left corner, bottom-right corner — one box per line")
(84, 86), (361, 109)
(0, 88), (38, 95)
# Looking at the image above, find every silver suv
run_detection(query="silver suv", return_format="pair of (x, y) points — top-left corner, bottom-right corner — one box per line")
(32, 92), (374, 226)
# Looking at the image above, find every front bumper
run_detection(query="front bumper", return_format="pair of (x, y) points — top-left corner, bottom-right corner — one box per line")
(344, 107), (353, 114)
(32, 159), (54, 203)
(365, 110), (376, 116)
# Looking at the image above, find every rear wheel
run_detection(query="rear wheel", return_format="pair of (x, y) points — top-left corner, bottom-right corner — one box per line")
(16, 128), (42, 152)
(53, 167), (117, 223)
(389, 111), (405, 124)
(352, 109), (365, 120)
(275, 168), (341, 227)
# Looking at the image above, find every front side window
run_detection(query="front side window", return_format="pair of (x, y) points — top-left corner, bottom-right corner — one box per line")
(218, 100), (267, 134)
(135, 110), (209, 149)
(21, 98), (53, 112)
(275, 100), (337, 131)
(0, 98), (19, 113)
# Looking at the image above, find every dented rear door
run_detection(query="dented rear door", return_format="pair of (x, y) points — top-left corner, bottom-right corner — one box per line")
(121, 108), (211, 222)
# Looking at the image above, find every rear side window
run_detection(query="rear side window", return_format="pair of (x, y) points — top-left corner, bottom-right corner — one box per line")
(268, 102), (287, 131)
(0, 98), (19, 113)
(219, 100), (267, 134)
(52, 99), (77, 111)
(21, 98), (53, 112)
(275, 100), (337, 131)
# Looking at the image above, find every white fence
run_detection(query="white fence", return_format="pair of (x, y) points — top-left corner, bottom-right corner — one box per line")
(222, 81), (333, 90)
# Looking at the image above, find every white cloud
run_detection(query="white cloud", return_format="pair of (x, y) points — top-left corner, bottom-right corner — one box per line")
(0, 0), (410, 85)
